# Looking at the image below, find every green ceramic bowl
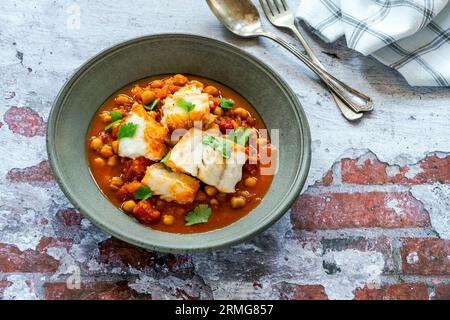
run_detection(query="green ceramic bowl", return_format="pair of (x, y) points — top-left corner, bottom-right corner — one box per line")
(47, 34), (311, 253)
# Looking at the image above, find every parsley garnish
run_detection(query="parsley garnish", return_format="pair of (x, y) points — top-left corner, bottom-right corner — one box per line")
(134, 186), (153, 200)
(229, 127), (252, 146)
(110, 111), (123, 122)
(104, 120), (121, 131)
(220, 98), (235, 109)
(176, 99), (196, 126)
(118, 122), (138, 139)
(160, 151), (172, 164)
(144, 99), (159, 111)
(185, 204), (212, 226)
(202, 134), (232, 159)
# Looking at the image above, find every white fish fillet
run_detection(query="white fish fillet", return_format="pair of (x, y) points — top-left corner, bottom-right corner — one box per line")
(142, 163), (200, 204)
(118, 104), (168, 161)
(161, 83), (214, 130)
(166, 128), (247, 193)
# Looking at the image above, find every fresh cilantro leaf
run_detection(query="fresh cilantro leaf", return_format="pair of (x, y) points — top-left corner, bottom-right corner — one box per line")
(176, 99), (196, 126)
(202, 134), (232, 159)
(104, 119), (121, 131)
(118, 122), (138, 139)
(110, 111), (123, 122)
(220, 97), (235, 109)
(229, 127), (252, 146)
(185, 204), (212, 226)
(134, 186), (152, 200)
(144, 98), (159, 111)
(160, 151), (171, 164)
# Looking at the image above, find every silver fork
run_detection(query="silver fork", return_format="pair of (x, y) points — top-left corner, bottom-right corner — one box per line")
(259, 0), (364, 121)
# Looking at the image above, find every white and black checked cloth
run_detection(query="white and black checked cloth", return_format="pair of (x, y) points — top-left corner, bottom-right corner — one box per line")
(296, 0), (450, 86)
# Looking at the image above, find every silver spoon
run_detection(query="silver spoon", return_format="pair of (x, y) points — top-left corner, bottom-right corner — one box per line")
(206, 0), (373, 114)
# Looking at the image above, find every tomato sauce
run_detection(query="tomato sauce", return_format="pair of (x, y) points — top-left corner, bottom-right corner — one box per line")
(87, 75), (274, 234)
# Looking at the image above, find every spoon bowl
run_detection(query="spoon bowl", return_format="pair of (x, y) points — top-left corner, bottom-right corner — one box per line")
(207, 0), (263, 37)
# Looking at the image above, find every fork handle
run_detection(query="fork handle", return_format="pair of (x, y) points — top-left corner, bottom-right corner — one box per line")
(289, 27), (363, 121)
(260, 32), (373, 113)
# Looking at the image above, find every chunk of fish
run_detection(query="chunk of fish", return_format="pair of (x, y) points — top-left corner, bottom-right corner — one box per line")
(161, 83), (215, 130)
(166, 128), (247, 193)
(141, 163), (200, 204)
(118, 103), (168, 161)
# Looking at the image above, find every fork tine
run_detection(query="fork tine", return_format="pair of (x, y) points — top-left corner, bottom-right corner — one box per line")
(265, 0), (276, 15)
(280, 0), (289, 11)
(272, 0), (282, 13)
(259, 0), (273, 17)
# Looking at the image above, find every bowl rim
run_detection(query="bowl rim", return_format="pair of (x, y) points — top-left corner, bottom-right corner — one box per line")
(47, 33), (311, 253)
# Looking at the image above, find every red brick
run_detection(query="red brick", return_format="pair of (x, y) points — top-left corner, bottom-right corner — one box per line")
(342, 155), (450, 185)
(6, 160), (54, 184)
(0, 243), (59, 273)
(165, 254), (194, 275)
(292, 192), (430, 230)
(434, 284), (450, 300)
(57, 208), (83, 226)
(401, 238), (450, 275)
(0, 280), (12, 298)
(36, 237), (72, 253)
(278, 283), (328, 300)
(317, 170), (334, 186)
(407, 155), (450, 184)
(342, 158), (395, 185)
(3, 106), (46, 137)
(98, 238), (155, 270)
(293, 285), (328, 300)
(354, 283), (429, 300)
(44, 281), (152, 300)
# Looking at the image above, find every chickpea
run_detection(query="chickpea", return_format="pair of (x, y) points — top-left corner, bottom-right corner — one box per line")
(240, 191), (251, 198)
(94, 157), (105, 166)
(107, 155), (118, 167)
(131, 85), (143, 97)
(205, 186), (218, 197)
(122, 200), (136, 213)
(162, 215), (175, 226)
(173, 74), (188, 86)
(110, 176), (124, 190)
(195, 190), (207, 202)
(115, 95), (130, 105)
(231, 120), (239, 128)
(204, 86), (219, 97)
(111, 140), (119, 154)
(90, 137), (103, 150)
(230, 196), (246, 209)
(244, 177), (258, 187)
(234, 107), (248, 119)
(189, 80), (204, 89)
(141, 90), (156, 105)
(100, 112), (112, 123)
(210, 199), (219, 206)
(100, 145), (114, 158)
(150, 80), (163, 88)
(213, 107), (223, 116)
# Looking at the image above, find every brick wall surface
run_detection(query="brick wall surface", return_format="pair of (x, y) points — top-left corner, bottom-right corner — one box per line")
(1, 0), (449, 300)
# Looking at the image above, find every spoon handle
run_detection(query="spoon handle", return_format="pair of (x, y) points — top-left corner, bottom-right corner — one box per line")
(260, 32), (373, 113)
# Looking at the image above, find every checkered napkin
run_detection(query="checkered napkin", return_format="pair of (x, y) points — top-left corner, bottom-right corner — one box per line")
(296, 0), (450, 86)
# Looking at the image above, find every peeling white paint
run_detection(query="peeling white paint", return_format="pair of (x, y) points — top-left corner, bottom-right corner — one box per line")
(411, 184), (450, 239)
(3, 275), (38, 300)
(404, 164), (424, 180)
(0, 0), (449, 301)
(406, 251), (419, 264)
